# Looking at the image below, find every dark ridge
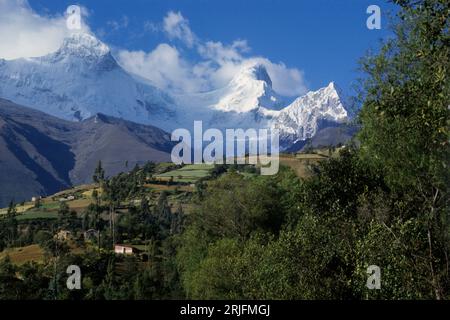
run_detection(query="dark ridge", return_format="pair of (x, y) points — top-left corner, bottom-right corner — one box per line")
(9, 120), (75, 184)
(0, 98), (173, 207)
(1, 126), (70, 196)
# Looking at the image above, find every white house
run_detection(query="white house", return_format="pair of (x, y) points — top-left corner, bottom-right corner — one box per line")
(114, 244), (135, 255)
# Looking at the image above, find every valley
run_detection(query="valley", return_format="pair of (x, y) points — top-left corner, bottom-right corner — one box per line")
(0, 151), (328, 266)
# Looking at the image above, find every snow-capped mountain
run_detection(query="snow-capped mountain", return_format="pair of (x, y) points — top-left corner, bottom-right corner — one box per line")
(0, 32), (178, 128)
(213, 63), (286, 112)
(170, 62), (289, 130)
(171, 62), (285, 113)
(270, 82), (348, 145)
(172, 63), (348, 147)
(0, 32), (350, 150)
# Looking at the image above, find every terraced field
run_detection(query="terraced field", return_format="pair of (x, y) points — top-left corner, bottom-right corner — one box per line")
(15, 210), (58, 221)
(154, 164), (214, 183)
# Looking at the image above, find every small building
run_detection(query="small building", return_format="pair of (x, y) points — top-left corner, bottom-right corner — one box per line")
(31, 196), (41, 202)
(58, 195), (75, 202)
(114, 244), (144, 255)
(114, 244), (135, 255)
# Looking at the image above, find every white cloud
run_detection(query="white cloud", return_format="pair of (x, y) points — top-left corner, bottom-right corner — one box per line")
(255, 58), (308, 97)
(163, 11), (196, 48)
(120, 10), (308, 96)
(195, 39), (307, 96)
(118, 44), (208, 94)
(198, 40), (249, 64)
(0, 0), (90, 60)
(0, 3), (307, 97)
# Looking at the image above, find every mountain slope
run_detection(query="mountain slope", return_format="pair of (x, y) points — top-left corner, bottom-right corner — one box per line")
(284, 124), (359, 152)
(0, 32), (178, 128)
(0, 98), (173, 207)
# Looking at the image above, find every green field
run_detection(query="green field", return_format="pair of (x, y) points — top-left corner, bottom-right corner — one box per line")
(39, 202), (60, 209)
(16, 210), (58, 221)
(154, 164), (214, 183)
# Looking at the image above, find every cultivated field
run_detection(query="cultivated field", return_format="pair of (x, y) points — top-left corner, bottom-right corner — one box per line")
(0, 244), (45, 265)
(16, 211), (58, 221)
(154, 164), (214, 183)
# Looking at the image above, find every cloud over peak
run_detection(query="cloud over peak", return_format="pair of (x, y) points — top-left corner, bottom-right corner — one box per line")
(163, 11), (197, 48)
(0, 0), (90, 60)
(119, 11), (308, 96)
(0, 3), (308, 97)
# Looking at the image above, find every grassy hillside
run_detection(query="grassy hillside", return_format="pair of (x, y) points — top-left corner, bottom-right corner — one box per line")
(154, 164), (214, 183)
(0, 151), (330, 267)
(0, 244), (45, 265)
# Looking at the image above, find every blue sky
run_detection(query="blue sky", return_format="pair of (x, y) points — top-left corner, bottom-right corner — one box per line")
(15, 0), (397, 96)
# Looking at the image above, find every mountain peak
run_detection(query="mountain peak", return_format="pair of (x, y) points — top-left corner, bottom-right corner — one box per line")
(324, 81), (343, 97)
(42, 32), (118, 71)
(248, 63), (272, 86)
(232, 63), (273, 88)
(327, 81), (336, 89)
(54, 32), (110, 59)
(213, 62), (285, 113)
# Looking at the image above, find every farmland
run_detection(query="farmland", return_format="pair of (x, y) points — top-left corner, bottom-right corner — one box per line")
(16, 211), (58, 221)
(0, 155), (325, 266)
(0, 244), (45, 265)
(154, 163), (214, 183)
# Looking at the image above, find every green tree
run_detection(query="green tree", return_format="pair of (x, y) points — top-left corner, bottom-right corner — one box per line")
(358, 0), (450, 299)
(93, 160), (105, 184)
(0, 256), (19, 299)
(57, 201), (71, 228)
(153, 191), (172, 236)
(4, 201), (18, 246)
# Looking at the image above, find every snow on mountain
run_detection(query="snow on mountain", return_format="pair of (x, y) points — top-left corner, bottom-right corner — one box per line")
(0, 32), (350, 150)
(270, 82), (348, 145)
(171, 63), (348, 148)
(213, 63), (286, 113)
(0, 32), (178, 128)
